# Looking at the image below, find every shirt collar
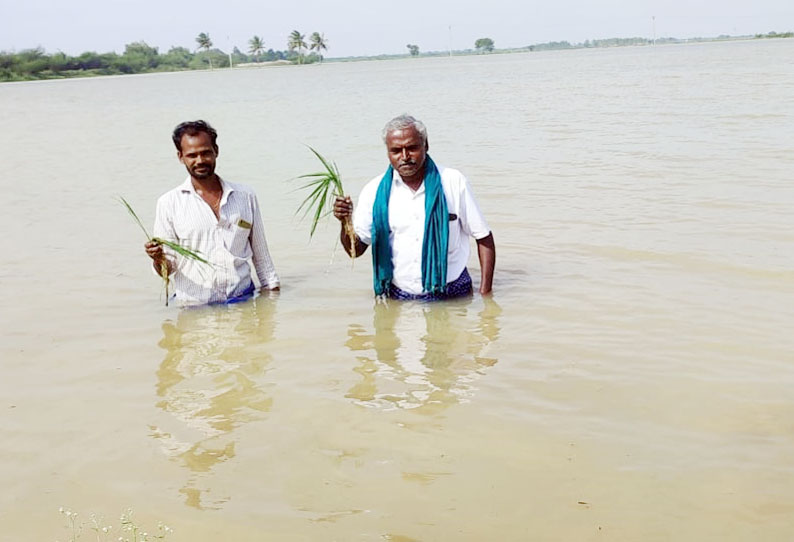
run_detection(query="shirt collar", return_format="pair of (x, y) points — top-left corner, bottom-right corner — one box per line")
(392, 170), (425, 195)
(179, 176), (235, 201)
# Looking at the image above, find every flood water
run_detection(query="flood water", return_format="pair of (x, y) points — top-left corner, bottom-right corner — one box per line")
(1, 38), (793, 540)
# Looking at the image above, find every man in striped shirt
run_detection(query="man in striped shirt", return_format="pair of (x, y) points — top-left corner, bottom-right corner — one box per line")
(144, 120), (280, 305)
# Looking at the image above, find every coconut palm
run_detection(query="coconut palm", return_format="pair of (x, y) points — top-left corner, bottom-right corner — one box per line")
(309, 32), (328, 62)
(248, 35), (265, 62)
(196, 32), (213, 69)
(288, 30), (307, 64)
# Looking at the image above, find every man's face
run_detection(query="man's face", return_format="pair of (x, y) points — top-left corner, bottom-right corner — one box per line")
(178, 131), (218, 180)
(386, 126), (428, 180)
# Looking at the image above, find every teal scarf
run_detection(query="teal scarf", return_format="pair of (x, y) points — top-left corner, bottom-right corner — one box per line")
(371, 155), (448, 296)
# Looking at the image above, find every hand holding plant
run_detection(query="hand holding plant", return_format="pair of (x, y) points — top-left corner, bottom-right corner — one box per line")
(119, 197), (210, 306)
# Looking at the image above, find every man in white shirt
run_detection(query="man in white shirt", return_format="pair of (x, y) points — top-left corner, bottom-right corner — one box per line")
(333, 115), (495, 300)
(144, 120), (279, 305)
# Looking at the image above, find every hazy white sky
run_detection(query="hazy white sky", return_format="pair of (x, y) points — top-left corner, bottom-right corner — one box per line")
(1, 0), (792, 57)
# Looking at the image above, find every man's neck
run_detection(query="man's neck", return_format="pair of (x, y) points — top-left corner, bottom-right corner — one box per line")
(191, 175), (221, 194)
(401, 167), (425, 192)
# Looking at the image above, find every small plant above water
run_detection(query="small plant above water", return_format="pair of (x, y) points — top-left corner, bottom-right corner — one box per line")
(293, 146), (357, 258)
(57, 507), (172, 542)
(119, 196), (210, 305)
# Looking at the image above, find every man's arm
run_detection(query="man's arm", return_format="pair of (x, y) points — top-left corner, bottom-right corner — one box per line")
(476, 233), (495, 295)
(333, 195), (369, 257)
(250, 194), (280, 290)
(454, 172), (494, 295)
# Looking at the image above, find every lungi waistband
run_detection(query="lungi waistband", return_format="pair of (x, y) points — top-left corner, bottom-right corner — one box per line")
(387, 268), (473, 301)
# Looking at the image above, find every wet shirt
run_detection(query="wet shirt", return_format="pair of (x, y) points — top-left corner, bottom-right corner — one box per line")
(153, 177), (279, 305)
(353, 164), (490, 295)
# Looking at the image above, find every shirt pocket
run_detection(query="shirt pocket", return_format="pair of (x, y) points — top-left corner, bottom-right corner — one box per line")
(447, 212), (461, 253)
(222, 214), (253, 257)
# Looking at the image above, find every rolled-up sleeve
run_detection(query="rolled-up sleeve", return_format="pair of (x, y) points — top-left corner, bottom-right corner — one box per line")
(249, 193), (280, 288)
(353, 176), (380, 245)
(458, 175), (491, 240)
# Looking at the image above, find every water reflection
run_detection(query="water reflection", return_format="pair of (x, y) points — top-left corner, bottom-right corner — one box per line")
(149, 293), (278, 509)
(345, 297), (502, 413)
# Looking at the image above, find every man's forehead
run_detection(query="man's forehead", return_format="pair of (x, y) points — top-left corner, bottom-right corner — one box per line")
(180, 132), (216, 150)
(386, 127), (422, 145)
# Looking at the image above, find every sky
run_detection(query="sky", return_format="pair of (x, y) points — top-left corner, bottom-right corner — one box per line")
(1, 0), (792, 58)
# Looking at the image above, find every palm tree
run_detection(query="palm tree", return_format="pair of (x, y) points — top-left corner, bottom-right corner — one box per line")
(288, 30), (307, 64)
(309, 32), (328, 63)
(248, 35), (265, 62)
(196, 32), (213, 69)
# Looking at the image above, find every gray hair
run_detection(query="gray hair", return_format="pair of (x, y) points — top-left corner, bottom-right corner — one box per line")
(381, 114), (428, 144)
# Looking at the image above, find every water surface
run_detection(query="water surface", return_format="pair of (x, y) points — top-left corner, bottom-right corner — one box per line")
(1, 39), (793, 540)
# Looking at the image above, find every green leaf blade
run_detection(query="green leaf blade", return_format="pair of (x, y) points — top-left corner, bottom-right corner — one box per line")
(118, 196), (152, 240)
(291, 146), (347, 239)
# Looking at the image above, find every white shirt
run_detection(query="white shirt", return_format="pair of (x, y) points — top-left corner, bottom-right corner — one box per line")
(153, 177), (279, 305)
(353, 164), (491, 295)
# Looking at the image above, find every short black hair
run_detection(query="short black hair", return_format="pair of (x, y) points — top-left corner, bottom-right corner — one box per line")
(172, 120), (218, 152)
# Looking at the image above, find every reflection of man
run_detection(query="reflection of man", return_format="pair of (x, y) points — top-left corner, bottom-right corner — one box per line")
(333, 115), (495, 300)
(151, 295), (277, 509)
(145, 120), (279, 305)
(345, 297), (502, 411)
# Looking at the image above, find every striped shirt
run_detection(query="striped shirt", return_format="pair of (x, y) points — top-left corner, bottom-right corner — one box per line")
(153, 177), (279, 305)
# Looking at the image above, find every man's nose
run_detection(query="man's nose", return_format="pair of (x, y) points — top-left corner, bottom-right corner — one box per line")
(400, 148), (409, 160)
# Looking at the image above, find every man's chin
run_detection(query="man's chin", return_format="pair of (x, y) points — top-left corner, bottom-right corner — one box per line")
(191, 169), (213, 179)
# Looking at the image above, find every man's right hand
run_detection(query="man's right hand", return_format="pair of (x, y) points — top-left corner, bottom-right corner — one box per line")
(333, 195), (353, 222)
(333, 195), (368, 258)
(145, 240), (173, 274)
(145, 240), (164, 262)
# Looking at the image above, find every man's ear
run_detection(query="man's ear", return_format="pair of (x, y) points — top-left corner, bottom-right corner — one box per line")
(425, 139), (430, 152)
(177, 150), (184, 163)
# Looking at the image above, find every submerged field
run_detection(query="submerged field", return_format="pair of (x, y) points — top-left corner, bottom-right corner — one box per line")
(1, 38), (793, 540)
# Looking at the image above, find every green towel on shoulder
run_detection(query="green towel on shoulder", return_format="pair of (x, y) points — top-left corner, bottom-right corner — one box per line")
(371, 155), (448, 296)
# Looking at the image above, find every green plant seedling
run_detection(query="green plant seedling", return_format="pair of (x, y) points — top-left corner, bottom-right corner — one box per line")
(294, 146), (356, 258)
(119, 196), (210, 305)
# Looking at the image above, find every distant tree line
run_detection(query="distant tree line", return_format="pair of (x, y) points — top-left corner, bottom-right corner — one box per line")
(525, 36), (657, 50)
(395, 29), (792, 58)
(3, 29), (791, 82)
(0, 30), (330, 82)
(754, 31), (794, 39)
(0, 43), (280, 82)
(521, 32), (794, 52)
